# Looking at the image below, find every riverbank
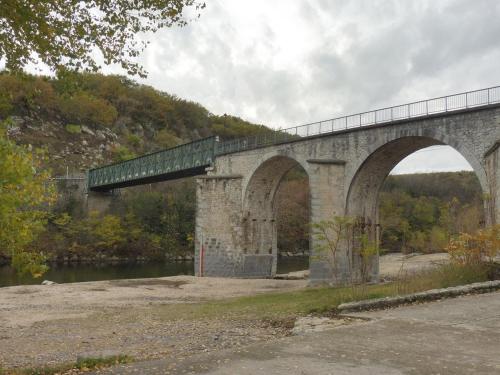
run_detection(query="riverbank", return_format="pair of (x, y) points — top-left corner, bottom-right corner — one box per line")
(0, 253), (452, 371)
(0, 257), (311, 287)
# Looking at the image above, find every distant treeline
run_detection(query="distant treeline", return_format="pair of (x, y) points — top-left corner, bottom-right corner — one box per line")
(275, 170), (483, 256)
(379, 172), (483, 254)
(33, 171), (483, 263)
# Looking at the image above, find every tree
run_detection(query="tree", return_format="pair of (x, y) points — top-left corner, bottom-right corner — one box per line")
(0, 119), (56, 276)
(0, 0), (205, 77)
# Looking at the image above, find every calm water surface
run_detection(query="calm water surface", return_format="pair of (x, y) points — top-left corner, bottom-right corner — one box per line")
(0, 257), (308, 287)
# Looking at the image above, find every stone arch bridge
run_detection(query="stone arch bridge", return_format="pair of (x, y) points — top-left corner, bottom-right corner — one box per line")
(87, 86), (500, 284)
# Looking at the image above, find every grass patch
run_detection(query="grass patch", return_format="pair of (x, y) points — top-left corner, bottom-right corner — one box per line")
(5, 355), (133, 375)
(64, 124), (81, 134)
(153, 263), (493, 321)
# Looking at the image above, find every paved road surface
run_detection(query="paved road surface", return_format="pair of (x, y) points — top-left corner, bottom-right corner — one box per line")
(94, 291), (500, 374)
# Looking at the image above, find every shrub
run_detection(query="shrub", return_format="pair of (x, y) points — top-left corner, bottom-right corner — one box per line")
(127, 133), (142, 148)
(65, 124), (81, 134)
(445, 225), (500, 266)
(58, 91), (118, 128)
(111, 145), (136, 161)
(154, 128), (181, 149)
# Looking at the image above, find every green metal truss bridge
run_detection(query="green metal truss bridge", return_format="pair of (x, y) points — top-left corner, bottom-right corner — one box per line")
(87, 85), (500, 192)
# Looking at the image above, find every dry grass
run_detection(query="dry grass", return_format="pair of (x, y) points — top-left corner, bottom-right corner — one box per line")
(152, 263), (493, 322)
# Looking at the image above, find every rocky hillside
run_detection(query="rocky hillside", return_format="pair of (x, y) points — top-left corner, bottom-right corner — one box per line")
(1, 71), (271, 175)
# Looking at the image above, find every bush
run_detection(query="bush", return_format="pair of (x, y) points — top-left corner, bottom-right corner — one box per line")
(65, 124), (81, 134)
(58, 91), (118, 128)
(0, 120), (56, 276)
(154, 128), (182, 149)
(111, 145), (136, 161)
(445, 225), (500, 266)
(127, 134), (142, 148)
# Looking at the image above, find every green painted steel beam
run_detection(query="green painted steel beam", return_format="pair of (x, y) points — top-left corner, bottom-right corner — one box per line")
(87, 136), (218, 191)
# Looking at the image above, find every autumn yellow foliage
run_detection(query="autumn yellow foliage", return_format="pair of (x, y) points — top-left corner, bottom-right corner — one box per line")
(445, 225), (500, 266)
(0, 119), (56, 276)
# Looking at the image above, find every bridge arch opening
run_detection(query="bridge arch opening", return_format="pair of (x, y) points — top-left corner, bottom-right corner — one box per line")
(346, 136), (486, 281)
(242, 155), (310, 276)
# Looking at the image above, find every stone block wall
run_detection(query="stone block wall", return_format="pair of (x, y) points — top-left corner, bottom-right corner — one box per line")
(197, 106), (500, 284)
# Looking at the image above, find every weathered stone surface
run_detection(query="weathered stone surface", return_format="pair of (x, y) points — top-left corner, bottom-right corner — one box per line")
(291, 316), (354, 335)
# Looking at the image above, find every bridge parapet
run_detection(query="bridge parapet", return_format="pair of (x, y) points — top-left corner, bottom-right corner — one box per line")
(217, 85), (500, 155)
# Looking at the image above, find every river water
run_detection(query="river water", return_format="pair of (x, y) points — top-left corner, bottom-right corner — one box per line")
(0, 257), (309, 287)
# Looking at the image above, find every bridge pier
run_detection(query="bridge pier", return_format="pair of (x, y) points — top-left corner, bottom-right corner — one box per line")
(485, 142), (500, 225)
(195, 175), (274, 278)
(307, 159), (352, 285)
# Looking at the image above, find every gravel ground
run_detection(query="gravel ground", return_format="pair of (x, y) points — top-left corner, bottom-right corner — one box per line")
(0, 253), (448, 371)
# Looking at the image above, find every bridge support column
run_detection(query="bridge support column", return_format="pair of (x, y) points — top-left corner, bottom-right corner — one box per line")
(307, 160), (350, 285)
(195, 175), (274, 278)
(485, 142), (500, 225)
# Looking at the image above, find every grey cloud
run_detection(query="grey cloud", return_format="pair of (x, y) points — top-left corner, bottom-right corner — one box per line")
(103, 0), (500, 173)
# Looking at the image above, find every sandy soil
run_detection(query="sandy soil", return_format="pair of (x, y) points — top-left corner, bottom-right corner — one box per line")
(0, 253), (448, 370)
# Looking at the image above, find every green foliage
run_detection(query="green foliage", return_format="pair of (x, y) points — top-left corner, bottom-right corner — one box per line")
(37, 181), (196, 261)
(59, 91), (118, 127)
(154, 129), (182, 149)
(379, 173), (483, 254)
(8, 355), (133, 375)
(0, 1), (204, 77)
(127, 134), (142, 149)
(0, 73), (57, 117)
(64, 124), (81, 134)
(112, 145), (137, 162)
(210, 114), (272, 139)
(0, 119), (56, 276)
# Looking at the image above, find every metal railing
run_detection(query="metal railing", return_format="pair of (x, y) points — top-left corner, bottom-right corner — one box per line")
(217, 85), (500, 155)
(88, 136), (218, 190)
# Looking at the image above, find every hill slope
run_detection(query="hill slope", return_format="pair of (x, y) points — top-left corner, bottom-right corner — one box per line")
(0, 71), (271, 174)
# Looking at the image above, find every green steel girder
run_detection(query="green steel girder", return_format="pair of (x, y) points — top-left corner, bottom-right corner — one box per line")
(87, 136), (218, 191)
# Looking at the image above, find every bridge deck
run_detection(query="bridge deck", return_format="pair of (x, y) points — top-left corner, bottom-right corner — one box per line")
(87, 137), (217, 191)
(87, 85), (500, 191)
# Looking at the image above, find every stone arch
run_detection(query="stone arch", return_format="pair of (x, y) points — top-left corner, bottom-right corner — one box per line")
(345, 134), (487, 281)
(242, 155), (310, 275)
(346, 134), (487, 219)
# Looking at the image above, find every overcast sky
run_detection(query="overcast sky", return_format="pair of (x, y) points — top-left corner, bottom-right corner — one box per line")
(39, 1), (500, 173)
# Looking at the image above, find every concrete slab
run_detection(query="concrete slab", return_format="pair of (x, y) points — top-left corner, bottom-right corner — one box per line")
(93, 291), (500, 375)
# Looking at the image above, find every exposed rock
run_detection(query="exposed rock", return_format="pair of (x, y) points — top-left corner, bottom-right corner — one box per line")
(95, 130), (107, 141)
(81, 125), (95, 136)
(41, 280), (57, 286)
(6, 125), (21, 137)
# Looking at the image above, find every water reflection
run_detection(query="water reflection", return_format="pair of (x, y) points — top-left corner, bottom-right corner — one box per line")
(0, 256), (309, 287)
